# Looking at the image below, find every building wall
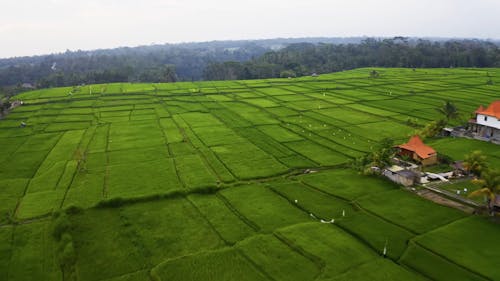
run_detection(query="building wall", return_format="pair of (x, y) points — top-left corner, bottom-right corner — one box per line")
(398, 149), (413, 159)
(476, 114), (500, 130)
(383, 170), (415, 186)
(419, 154), (437, 166)
(475, 124), (500, 140)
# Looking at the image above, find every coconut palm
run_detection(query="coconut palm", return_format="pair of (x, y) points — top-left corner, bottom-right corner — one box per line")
(469, 169), (500, 214)
(463, 150), (488, 177)
(436, 100), (459, 121)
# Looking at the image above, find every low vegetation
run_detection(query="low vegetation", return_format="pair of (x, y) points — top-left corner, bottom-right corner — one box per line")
(0, 68), (499, 280)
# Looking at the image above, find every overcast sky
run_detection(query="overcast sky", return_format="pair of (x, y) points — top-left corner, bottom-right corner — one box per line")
(1, 0), (500, 58)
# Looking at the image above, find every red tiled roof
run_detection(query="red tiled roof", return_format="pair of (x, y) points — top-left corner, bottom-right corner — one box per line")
(397, 135), (436, 159)
(475, 101), (500, 119)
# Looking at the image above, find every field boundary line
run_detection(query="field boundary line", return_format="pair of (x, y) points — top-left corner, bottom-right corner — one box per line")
(267, 185), (411, 261)
(237, 249), (278, 281)
(349, 200), (418, 235)
(215, 193), (260, 232)
(272, 232), (325, 278)
(404, 240), (491, 281)
(298, 179), (356, 202)
(116, 210), (154, 269)
(93, 269), (150, 281)
(184, 196), (229, 245)
(282, 122), (358, 160)
(167, 116), (190, 189)
(209, 105), (294, 174)
(59, 126), (97, 209)
(5, 222), (15, 279)
(12, 132), (65, 219)
(102, 123), (111, 198)
(57, 162), (78, 210)
(176, 114), (231, 183)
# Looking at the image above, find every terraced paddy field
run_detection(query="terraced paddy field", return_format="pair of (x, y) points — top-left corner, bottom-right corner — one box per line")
(0, 68), (499, 281)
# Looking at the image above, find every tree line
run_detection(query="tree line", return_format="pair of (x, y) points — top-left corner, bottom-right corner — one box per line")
(1, 37), (499, 90)
(203, 38), (500, 80)
(0, 42), (270, 88)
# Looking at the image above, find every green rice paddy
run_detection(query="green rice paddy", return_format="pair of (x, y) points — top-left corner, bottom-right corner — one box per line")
(0, 68), (499, 280)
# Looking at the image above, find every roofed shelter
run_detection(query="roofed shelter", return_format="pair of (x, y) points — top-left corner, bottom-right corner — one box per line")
(396, 135), (437, 166)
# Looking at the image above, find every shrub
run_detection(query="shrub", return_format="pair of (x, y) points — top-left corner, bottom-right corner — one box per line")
(96, 197), (125, 208)
(52, 215), (71, 241)
(60, 242), (76, 268)
(65, 205), (83, 215)
(191, 185), (219, 194)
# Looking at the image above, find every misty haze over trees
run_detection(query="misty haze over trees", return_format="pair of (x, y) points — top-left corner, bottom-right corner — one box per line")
(204, 38), (500, 80)
(0, 37), (499, 92)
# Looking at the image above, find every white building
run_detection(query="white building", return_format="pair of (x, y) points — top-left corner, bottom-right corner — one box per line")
(469, 101), (500, 143)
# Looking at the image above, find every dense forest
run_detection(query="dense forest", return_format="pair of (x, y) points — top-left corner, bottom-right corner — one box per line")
(203, 38), (500, 80)
(0, 37), (365, 91)
(0, 37), (499, 94)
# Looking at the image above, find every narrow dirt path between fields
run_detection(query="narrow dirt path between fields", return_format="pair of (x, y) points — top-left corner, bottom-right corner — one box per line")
(415, 189), (475, 214)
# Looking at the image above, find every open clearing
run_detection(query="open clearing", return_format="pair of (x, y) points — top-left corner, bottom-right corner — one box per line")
(0, 68), (499, 280)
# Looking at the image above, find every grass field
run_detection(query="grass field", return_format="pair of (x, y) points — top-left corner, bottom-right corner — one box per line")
(0, 68), (499, 280)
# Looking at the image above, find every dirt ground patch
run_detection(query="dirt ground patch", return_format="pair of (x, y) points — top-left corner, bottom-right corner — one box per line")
(416, 189), (475, 214)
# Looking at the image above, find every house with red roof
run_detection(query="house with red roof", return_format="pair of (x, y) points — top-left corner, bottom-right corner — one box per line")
(396, 135), (437, 166)
(469, 100), (500, 143)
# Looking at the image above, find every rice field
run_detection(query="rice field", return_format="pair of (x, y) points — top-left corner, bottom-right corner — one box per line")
(0, 68), (499, 281)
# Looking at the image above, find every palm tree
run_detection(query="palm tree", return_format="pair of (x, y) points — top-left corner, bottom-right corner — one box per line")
(463, 150), (488, 177)
(436, 100), (459, 121)
(371, 138), (395, 168)
(469, 169), (500, 214)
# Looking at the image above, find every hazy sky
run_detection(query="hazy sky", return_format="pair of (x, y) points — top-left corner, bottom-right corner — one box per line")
(1, 0), (500, 58)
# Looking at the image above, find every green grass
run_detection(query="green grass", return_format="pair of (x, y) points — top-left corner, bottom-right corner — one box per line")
(187, 194), (255, 244)
(220, 184), (310, 232)
(71, 209), (149, 281)
(2, 68), (500, 281)
(284, 140), (349, 166)
(400, 242), (486, 281)
(257, 125), (303, 142)
(277, 223), (377, 279)
(16, 190), (60, 219)
(268, 181), (352, 220)
(63, 171), (105, 209)
(300, 169), (396, 200)
(150, 248), (268, 281)
(427, 137), (500, 167)
(238, 234), (320, 281)
(413, 216), (500, 280)
(327, 259), (428, 281)
(336, 210), (415, 260)
(0, 226), (13, 277)
(8, 222), (61, 281)
(118, 198), (224, 265)
(212, 143), (289, 179)
(356, 189), (467, 234)
(0, 179), (29, 223)
(176, 154), (218, 189)
(107, 159), (182, 198)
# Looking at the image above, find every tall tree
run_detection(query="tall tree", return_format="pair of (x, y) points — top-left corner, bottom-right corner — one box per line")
(436, 101), (459, 122)
(469, 169), (500, 214)
(463, 150), (488, 177)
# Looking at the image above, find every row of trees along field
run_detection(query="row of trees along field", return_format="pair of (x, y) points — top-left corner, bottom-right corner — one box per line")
(1, 37), (499, 89)
(203, 38), (500, 80)
(0, 42), (270, 88)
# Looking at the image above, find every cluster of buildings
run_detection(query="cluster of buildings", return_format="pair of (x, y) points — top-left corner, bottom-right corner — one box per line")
(383, 135), (438, 187)
(384, 100), (499, 188)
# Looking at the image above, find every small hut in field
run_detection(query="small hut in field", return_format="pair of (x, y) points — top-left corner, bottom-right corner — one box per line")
(395, 135), (437, 166)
